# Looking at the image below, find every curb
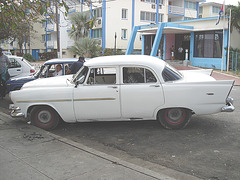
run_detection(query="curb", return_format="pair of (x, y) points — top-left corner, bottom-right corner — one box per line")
(0, 111), (201, 180)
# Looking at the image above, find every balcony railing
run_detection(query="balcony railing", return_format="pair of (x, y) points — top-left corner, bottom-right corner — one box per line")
(168, 5), (184, 15)
(46, 24), (56, 32)
(46, 41), (57, 48)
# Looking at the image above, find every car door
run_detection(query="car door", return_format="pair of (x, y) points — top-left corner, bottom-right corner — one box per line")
(73, 66), (121, 121)
(8, 57), (22, 77)
(120, 66), (164, 119)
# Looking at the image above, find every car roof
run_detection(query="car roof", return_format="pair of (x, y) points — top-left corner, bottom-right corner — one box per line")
(44, 58), (78, 65)
(85, 55), (166, 70)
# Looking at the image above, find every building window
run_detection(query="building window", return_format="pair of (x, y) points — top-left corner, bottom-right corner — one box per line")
(140, 11), (156, 22)
(185, 1), (197, 10)
(93, 29), (102, 38)
(121, 29), (127, 40)
(158, 14), (163, 22)
(122, 9), (128, 19)
(194, 31), (223, 58)
(212, 6), (220, 14)
(93, 8), (102, 18)
(42, 34), (51, 42)
(199, 7), (203, 14)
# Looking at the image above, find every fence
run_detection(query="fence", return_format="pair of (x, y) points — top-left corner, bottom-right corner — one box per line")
(229, 51), (240, 75)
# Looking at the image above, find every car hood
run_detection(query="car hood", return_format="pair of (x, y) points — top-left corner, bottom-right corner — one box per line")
(179, 69), (215, 83)
(7, 75), (36, 83)
(22, 75), (73, 89)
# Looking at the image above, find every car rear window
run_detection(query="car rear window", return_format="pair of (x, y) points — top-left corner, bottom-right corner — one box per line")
(162, 65), (182, 82)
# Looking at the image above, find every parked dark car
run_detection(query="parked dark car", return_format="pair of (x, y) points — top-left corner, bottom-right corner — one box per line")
(6, 58), (78, 92)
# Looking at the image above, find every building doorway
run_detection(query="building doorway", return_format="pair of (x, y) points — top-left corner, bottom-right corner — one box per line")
(175, 34), (190, 60)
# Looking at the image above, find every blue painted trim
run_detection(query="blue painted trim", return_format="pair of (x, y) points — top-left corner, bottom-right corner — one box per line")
(150, 23), (165, 56)
(141, 35), (145, 55)
(156, 0), (159, 23)
(102, 0), (106, 50)
(125, 26), (141, 55)
(196, 2), (199, 18)
(168, 13), (184, 17)
(132, 0), (135, 30)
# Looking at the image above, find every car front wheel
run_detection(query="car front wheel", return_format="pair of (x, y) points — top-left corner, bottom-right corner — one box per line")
(157, 108), (192, 130)
(30, 106), (59, 130)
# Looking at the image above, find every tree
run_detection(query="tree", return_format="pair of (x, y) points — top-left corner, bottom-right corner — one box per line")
(69, 11), (100, 58)
(0, 0), (69, 40)
(68, 12), (92, 41)
(227, 2), (240, 33)
(71, 37), (102, 58)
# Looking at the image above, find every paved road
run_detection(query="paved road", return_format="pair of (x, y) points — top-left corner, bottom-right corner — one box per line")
(2, 86), (239, 180)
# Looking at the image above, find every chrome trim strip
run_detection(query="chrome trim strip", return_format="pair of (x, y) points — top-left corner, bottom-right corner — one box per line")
(16, 99), (72, 103)
(74, 98), (116, 101)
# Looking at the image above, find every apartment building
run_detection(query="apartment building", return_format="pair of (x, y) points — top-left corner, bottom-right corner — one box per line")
(2, 0), (205, 59)
(199, 2), (221, 18)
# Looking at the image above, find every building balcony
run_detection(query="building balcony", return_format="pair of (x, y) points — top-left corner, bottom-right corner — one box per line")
(46, 41), (57, 49)
(46, 24), (57, 32)
(168, 5), (184, 16)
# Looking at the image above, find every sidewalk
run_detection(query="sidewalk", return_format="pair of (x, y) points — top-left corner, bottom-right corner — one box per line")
(0, 111), (200, 180)
(174, 66), (240, 86)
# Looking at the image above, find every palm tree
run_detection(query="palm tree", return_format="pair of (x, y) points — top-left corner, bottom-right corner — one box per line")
(68, 12), (91, 41)
(71, 37), (102, 58)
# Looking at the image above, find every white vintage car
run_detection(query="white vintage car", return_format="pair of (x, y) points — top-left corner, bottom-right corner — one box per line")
(9, 55), (235, 130)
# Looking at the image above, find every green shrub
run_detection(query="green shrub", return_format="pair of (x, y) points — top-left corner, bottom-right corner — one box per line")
(23, 53), (35, 62)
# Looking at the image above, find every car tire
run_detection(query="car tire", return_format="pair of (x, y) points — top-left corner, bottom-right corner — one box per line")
(30, 106), (59, 130)
(157, 108), (192, 130)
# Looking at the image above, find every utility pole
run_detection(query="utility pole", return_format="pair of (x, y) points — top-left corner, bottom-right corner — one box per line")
(55, 0), (60, 58)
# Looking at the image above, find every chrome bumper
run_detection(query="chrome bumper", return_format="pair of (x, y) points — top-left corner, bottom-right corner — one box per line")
(9, 104), (25, 117)
(221, 97), (235, 112)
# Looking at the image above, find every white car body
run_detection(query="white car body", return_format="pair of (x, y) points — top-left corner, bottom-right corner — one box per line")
(7, 55), (35, 78)
(9, 55), (234, 130)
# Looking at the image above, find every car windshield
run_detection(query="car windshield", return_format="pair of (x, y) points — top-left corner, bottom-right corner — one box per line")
(72, 66), (89, 84)
(162, 64), (183, 82)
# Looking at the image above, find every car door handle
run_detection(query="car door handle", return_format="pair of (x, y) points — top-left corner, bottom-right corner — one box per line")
(149, 84), (160, 87)
(108, 86), (118, 89)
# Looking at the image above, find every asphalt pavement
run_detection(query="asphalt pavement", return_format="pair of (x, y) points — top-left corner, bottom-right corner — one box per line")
(1, 62), (239, 180)
(0, 110), (200, 180)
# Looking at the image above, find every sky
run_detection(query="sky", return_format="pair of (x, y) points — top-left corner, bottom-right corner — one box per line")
(205, 0), (239, 6)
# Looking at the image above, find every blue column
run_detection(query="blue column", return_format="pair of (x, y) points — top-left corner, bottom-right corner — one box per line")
(163, 34), (166, 60)
(125, 26), (141, 55)
(150, 23), (165, 57)
(132, 0), (135, 30)
(190, 32), (194, 61)
(156, 0), (159, 23)
(102, 0), (106, 50)
(141, 35), (145, 55)
(196, 2), (199, 18)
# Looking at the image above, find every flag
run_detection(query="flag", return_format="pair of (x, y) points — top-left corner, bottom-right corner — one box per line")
(216, 3), (224, 25)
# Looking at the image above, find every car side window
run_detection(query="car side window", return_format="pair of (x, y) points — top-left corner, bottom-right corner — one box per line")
(123, 67), (157, 83)
(87, 67), (116, 85)
(8, 58), (21, 68)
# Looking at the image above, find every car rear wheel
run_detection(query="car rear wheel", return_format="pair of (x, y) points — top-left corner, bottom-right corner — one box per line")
(157, 108), (192, 130)
(30, 106), (59, 130)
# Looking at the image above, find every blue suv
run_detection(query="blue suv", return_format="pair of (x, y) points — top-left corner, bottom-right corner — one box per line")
(6, 58), (78, 92)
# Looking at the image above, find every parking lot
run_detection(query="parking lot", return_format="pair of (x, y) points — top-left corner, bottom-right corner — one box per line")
(1, 86), (239, 179)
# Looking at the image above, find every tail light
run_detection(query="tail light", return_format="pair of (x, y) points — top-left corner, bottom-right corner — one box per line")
(30, 69), (35, 73)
